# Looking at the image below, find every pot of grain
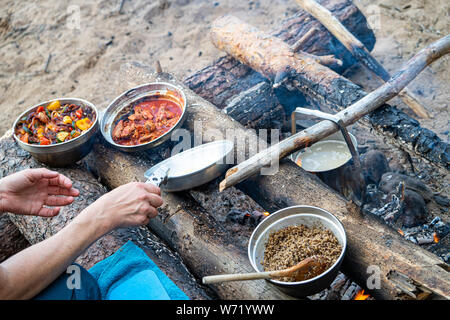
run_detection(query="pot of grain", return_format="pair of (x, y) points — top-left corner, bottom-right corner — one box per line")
(248, 205), (347, 297)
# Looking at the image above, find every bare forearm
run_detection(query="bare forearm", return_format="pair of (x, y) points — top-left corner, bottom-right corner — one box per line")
(0, 212), (105, 299)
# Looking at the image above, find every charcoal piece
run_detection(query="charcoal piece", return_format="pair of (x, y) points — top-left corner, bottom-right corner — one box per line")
(225, 209), (265, 227)
(379, 172), (433, 202)
(362, 184), (385, 213)
(361, 149), (390, 185)
(433, 195), (450, 207)
(396, 189), (429, 228)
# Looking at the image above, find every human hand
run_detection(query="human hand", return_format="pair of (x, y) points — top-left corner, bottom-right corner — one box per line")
(77, 182), (163, 234)
(0, 168), (79, 217)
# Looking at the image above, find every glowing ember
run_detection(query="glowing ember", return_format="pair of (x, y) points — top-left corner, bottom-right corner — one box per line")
(433, 233), (439, 243)
(397, 229), (404, 236)
(296, 158), (302, 167)
(354, 289), (370, 300)
(263, 211), (270, 217)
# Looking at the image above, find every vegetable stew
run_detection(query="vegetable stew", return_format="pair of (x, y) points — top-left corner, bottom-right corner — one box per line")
(15, 100), (96, 145)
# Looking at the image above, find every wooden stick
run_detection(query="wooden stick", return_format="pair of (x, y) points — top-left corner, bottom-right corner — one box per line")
(203, 256), (324, 284)
(300, 52), (343, 69)
(219, 35), (450, 191)
(155, 60), (163, 74)
(118, 0), (126, 14)
(44, 54), (52, 73)
(294, 0), (431, 118)
(290, 27), (318, 52)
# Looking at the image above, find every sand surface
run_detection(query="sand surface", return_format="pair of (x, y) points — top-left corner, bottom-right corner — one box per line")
(0, 0), (448, 139)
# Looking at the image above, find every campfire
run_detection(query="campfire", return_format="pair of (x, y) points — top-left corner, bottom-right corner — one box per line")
(1, 0), (449, 301)
(354, 290), (370, 301)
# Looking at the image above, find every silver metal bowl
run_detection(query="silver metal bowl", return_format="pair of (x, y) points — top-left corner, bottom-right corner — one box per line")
(100, 82), (187, 152)
(13, 98), (99, 167)
(248, 205), (347, 298)
(144, 140), (234, 192)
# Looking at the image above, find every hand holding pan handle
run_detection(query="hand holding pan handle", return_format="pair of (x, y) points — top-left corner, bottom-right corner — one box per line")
(145, 167), (170, 187)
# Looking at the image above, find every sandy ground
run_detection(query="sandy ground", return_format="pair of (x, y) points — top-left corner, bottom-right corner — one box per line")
(0, 0), (448, 139)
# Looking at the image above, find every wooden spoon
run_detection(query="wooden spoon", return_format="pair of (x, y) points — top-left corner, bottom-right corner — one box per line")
(202, 255), (327, 284)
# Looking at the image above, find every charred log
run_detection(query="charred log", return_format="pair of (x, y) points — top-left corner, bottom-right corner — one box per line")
(294, 0), (430, 119)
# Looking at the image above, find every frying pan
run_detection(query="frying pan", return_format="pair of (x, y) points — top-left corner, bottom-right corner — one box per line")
(144, 140), (234, 192)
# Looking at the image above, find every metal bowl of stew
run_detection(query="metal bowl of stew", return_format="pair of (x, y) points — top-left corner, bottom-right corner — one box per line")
(12, 98), (99, 167)
(248, 205), (347, 298)
(100, 82), (187, 152)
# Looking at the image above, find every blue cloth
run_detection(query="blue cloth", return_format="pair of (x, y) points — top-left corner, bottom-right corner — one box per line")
(88, 241), (189, 300)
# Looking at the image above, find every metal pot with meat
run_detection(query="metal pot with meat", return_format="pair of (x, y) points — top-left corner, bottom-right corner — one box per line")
(101, 82), (187, 152)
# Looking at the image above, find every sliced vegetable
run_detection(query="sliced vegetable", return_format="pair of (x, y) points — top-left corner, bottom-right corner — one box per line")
(20, 133), (29, 143)
(76, 118), (92, 131)
(37, 127), (45, 138)
(23, 126), (32, 134)
(47, 100), (61, 111)
(75, 108), (83, 119)
(15, 102), (93, 145)
(56, 131), (70, 142)
(51, 111), (60, 119)
(70, 130), (80, 138)
(63, 116), (72, 124)
(39, 136), (51, 145)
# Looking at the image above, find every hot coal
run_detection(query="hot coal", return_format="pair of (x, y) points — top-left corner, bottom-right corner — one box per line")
(226, 209), (267, 227)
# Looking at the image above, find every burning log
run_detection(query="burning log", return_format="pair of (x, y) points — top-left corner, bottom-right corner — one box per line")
(185, 0), (376, 110)
(223, 81), (285, 129)
(0, 132), (212, 300)
(294, 0), (430, 119)
(215, 25), (450, 191)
